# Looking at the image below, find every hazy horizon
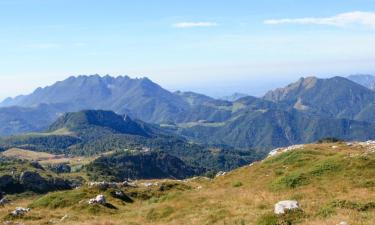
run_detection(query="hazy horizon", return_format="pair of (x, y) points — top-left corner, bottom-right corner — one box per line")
(1, 0), (375, 100)
(0, 72), (369, 102)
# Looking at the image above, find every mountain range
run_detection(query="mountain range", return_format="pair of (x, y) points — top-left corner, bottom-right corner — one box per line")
(1, 74), (375, 153)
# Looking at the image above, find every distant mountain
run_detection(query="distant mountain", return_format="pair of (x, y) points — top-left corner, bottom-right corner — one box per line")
(0, 110), (259, 172)
(347, 74), (375, 90)
(174, 91), (215, 106)
(0, 104), (68, 136)
(2, 75), (375, 154)
(220, 93), (249, 101)
(48, 110), (151, 138)
(0, 75), (190, 124)
(263, 76), (375, 123)
(176, 99), (375, 150)
(0, 75), (240, 127)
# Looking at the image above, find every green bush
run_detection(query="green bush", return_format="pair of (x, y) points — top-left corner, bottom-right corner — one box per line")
(272, 172), (309, 190)
(310, 160), (341, 177)
(232, 181), (243, 187)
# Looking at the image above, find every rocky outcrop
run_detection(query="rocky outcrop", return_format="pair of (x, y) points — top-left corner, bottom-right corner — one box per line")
(274, 200), (299, 214)
(10, 207), (30, 217)
(268, 145), (304, 157)
(88, 195), (106, 205)
(215, 171), (227, 177)
(20, 171), (52, 193)
(0, 171), (72, 194)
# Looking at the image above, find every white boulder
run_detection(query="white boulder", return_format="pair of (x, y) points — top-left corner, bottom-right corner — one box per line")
(88, 194), (106, 205)
(274, 200), (299, 215)
(11, 207), (31, 217)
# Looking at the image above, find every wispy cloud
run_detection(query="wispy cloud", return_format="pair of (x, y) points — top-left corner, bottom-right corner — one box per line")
(172, 22), (218, 28)
(264, 11), (375, 27)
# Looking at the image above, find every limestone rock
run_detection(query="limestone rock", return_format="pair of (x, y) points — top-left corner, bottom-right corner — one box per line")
(215, 171), (226, 177)
(274, 200), (299, 214)
(337, 222), (348, 225)
(10, 207), (30, 217)
(88, 194), (106, 205)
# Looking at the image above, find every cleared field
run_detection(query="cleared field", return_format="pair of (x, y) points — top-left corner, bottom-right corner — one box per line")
(1, 148), (94, 166)
(1, 148), (59, 161)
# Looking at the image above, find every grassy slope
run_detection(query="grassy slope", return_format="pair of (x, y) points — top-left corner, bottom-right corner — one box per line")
(1, 142), (374, 225)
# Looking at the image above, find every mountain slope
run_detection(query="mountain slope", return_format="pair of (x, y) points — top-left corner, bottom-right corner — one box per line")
(263, 76), (375, 122)
(4, 142), (374, 225)
(47, 110), (151, 138)
(86, 151), (204, 181)
(347, 74), (375, 90)
(177, 107), (375, 150)
(0, 75), (190, 123)
(0, 110), (260, 172)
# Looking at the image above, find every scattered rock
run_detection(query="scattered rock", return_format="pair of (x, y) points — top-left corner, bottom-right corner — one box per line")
(142, 182), (159, 187)
(196, 186), (202, 190)
(183, 176), (211, 182)
(60, 214), (69, 221)
(88, 181), (119, 190)
(10, 207), (30, 217)
(110, 190), (133, 203)
(274, 200), (299, 215)
(122, 180), (137, 187)
(268, 145), (304, 157)
(0, 197), (9, 206)
(337, 222), (348, 225)
(88, 194), (106, 205)
(215, 171), (226, 177)
(332, 146), (339, 149)
(115, 190), (124, 197)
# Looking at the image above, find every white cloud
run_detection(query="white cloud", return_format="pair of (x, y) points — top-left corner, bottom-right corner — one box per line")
(264, 11), (375, 27)
(172, 22), (218, 28)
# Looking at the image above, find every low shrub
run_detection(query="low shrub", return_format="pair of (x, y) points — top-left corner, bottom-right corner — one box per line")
(232, 181), (243, 187)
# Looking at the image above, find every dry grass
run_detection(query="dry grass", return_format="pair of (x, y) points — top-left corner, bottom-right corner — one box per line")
(1, 148), (95, 166)
(1, 143), (374, 225)
(2, 148), (58, 161)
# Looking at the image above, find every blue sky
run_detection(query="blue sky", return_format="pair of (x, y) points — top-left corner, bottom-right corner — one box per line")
(1, 0), (375, 99)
